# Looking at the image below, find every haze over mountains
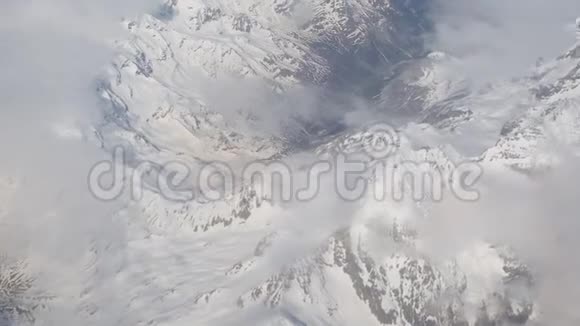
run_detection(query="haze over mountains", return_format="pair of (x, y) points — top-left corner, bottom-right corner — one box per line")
(1, 1), (580, 325)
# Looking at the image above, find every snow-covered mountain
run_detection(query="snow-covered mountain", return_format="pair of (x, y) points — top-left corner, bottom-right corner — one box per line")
(87, 2), (580, 325)
(95, 0), (429, 164)
(4, 1), (580, 325)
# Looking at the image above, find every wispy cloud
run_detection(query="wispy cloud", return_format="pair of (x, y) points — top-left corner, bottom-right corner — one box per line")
(428, 0), (580, 85)
(0, 1), (160, 323)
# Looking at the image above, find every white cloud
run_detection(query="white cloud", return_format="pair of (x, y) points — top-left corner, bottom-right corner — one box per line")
(429, 0), (580, 85)
(0, 1), (160, 323)
(416, 161), (580, 324)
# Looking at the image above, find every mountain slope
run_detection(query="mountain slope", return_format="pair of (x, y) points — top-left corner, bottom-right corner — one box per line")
(48, 3), (580, 326)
